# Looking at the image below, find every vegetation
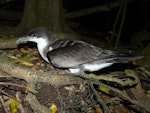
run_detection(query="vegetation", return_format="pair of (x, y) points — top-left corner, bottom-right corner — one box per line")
(0, 0), (150, 113)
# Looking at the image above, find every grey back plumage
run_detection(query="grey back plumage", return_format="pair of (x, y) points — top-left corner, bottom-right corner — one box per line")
(47, 40), (143, 68)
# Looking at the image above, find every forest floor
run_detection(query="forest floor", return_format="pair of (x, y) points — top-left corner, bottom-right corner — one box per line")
(0, 21), (149, 112)
(0, 47), (150, 113)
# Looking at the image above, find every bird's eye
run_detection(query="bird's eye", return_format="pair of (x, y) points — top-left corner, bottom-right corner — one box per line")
(32, 34), (37, 37)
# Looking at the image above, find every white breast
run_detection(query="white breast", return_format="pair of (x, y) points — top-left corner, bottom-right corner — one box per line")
(36, 38), (50, 63)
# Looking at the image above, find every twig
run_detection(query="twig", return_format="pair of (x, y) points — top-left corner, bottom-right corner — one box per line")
(88, 80), (110, 113)
(91, 80), (150, 112)
(115, 0), (127, 48)
(138, 67), (150, 77)
(16, 91), (27, 113)
(106, 97), (122, 105)
(0, 82), (37, 94)
(0, 89), (17, 101)
(0, 95), (9, 113)
(88, 85), (101, 112)
(110, 0), (123, 45)
(56, 87), (63, 113)
(84, 69), (139, 87)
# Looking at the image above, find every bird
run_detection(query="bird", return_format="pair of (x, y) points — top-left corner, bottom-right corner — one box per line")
(16, 27), (143, 75)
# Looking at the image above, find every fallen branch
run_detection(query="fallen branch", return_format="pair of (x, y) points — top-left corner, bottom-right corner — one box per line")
(89, 81), (110, 113)
(65, 0), (135, 19)
(84, 69), (139, 87)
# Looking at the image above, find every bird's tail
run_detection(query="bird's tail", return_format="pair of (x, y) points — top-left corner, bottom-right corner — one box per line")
(112, 55), (144, 63)
(91, 54), (144, 64)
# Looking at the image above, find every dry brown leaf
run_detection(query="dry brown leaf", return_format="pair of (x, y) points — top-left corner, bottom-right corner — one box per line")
(21, 62), (34, 67)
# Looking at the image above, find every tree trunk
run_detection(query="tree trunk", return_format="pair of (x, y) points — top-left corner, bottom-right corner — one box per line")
(38, 0), (64, 32)
(17, 0), (38, 31)
(15, 0), (68, 35)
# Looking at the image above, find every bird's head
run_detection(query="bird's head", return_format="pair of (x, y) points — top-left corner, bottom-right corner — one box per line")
(16, 27), (55, 46)
(16, 27), (56, 63)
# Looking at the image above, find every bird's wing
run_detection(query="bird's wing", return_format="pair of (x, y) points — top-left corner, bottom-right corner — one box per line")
(47, 40), (105, 68)
(47, 40), (143, 68)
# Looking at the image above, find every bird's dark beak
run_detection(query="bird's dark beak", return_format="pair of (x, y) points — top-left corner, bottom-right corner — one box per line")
(16, 36), (31, 44)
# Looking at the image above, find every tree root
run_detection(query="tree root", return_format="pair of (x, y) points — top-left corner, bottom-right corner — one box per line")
(0, 53), (150, 113)
(0, 53), (83, 113)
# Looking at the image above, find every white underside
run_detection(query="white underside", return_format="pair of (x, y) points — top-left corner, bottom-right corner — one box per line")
(69, 68), (81, 74)
(34, 37), (53, 63)
(83, 63), (113, 71)
(69, 63), (113, 74)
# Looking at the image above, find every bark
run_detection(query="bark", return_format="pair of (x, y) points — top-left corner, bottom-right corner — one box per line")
(38, 0), (65, 32)
(16, 0), (38, 31)
(15, 0), (68, 34)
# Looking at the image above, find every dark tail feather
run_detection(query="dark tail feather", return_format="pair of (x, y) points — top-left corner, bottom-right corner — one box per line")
(89, 55), (144, 65)
(112, 55), (144, 63)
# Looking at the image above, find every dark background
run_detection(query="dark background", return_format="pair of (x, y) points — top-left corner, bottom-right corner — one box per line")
(0, 0), (150, 45)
